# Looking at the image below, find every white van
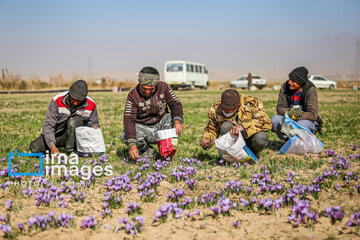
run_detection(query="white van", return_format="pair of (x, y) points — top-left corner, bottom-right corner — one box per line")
(164, 60), (209, 90)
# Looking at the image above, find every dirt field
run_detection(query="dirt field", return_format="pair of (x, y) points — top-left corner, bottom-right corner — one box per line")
(0, 89), (359, 239)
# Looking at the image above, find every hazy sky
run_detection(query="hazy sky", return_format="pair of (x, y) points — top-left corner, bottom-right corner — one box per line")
(0, 0), (359, 80)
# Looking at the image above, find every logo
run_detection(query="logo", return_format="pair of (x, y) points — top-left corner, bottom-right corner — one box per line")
(7, 150), (113, 180)
(8, 150), (43, 176)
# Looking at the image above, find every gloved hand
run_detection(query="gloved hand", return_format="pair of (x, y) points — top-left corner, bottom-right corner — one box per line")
(286, 107), (303, 120)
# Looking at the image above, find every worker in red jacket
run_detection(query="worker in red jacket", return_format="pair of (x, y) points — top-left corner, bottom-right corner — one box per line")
(120, 66), (184, 160)
(30, 80), (100, 154)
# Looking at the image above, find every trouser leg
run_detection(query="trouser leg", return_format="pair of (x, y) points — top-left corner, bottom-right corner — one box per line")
(121, 129), (150, 153)
(30, 135), (47, 153)
(30, 133), (67, 153)
(271, 114), (288, 141)
(121, 114), (173, 153)
(65, 116), (84, 153)
(296, 120), (318, 134)
(245, 131), (268, 157)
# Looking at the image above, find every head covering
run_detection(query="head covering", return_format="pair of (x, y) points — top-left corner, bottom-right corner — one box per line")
(69, 80), (88, 100)
(138, 72), (160, 86)
(221, 89), (240, 109)
(289, 66), (308, 86)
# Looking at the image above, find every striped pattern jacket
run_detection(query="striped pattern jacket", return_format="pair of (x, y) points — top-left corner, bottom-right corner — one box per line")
(202, 94), (272, 149)
(123, 82), (183, 143)
(42, 91), (100, 148)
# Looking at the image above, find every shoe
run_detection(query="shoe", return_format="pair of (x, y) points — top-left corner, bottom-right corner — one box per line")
(68, 150), (84, 157)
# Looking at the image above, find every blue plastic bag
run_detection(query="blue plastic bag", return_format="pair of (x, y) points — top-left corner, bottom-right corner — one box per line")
(278, 114), (324, 155)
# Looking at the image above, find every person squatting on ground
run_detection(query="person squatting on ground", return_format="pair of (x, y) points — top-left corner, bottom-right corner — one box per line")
(30, 80), (100, 154)
(271, 66), (323, 141)
(200, 89), (272, 158)
(121, 66), (184, 160)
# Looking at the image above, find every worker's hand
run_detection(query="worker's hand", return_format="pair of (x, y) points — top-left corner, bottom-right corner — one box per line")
(129, 145), (139, 160)
(93, 125), (98, 130)
(174, 120), (184, 136)
(287, 107), (303, 120)
(50, 145), (60, 155)
(230, 125), (244, 136)
(200, 137), (210, 150)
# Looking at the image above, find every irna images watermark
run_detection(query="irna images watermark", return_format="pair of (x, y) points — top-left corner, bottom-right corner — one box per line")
(8, 150), (113, 182)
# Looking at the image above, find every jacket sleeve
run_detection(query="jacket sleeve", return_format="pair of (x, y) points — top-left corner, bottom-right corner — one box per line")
(202, 105), (219, 149)
(42, 100), (58, 148)
(276, 83), (290, 115)
(165, 85), (184, 123)
(241, 99), (272, 138)
(87, 106), (100, 128)
(123, 93), (138, 146)
(298, 87), (318, 121)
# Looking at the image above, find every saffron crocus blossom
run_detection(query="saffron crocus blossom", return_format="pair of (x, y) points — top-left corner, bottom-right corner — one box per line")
(5, 199), (12, 211)
(126, 202), (141, 215)
(233, 220), (240, 228)
(81, 215), (97, 229)
(324, 206), (345, 224)
(346, 212), (360, 226)
(57, 213), (74, 227)
(288, 200), (317, 226)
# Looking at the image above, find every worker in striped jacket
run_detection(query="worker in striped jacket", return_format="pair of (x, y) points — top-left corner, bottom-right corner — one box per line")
(120, 66), (184, 160)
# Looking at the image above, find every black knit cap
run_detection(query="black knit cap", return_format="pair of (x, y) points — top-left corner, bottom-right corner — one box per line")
(221, 89), (240, 109)
(69, 80), (88, 101)
(289, 66), (308, 86)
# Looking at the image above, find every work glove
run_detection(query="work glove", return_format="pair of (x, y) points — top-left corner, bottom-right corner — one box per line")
(286, 107), (303, 120)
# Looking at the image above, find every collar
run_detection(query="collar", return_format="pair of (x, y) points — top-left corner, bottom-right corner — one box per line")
(63, 93), (88, 109)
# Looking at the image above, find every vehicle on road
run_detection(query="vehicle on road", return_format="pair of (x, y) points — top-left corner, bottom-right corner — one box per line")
(308, 75), (336, 90)
(230, 75), (266, 89)
(164, 60), (209, 90)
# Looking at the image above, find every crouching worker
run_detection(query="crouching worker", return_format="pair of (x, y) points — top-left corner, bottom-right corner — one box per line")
(121, 66), (184, 160)
(30, 80), (100, 155)
(200, 89), (271, 158)
(271, 66), (323, 141)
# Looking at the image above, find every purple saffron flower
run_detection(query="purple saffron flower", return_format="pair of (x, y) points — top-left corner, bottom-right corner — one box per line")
(0, 224), (11, 235)
(346, 212), (360, 226)
(81, 215), (97, 229)
(5, 199), (12, 210)
(233, 220), (240, 228)
(118, 217), (130, 224)
(17, 222), (24, 231)
(0, 214), (6, 223)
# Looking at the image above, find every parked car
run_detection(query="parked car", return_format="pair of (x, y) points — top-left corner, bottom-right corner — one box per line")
(308, 75), (336, 90)
(230, 75), (266, 89)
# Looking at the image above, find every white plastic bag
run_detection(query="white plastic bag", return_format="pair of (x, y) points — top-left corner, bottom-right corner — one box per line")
(278, 114), (323, 154)
(215, 132), (257, 164)
(75, 126), (106, 153)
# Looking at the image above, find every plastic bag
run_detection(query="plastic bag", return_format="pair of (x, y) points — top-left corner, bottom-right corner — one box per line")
(278, 114), (323, 154)
(215, 132), (257, 164)
(75, 126), (106, 153)
(155, 128), (178, 159)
